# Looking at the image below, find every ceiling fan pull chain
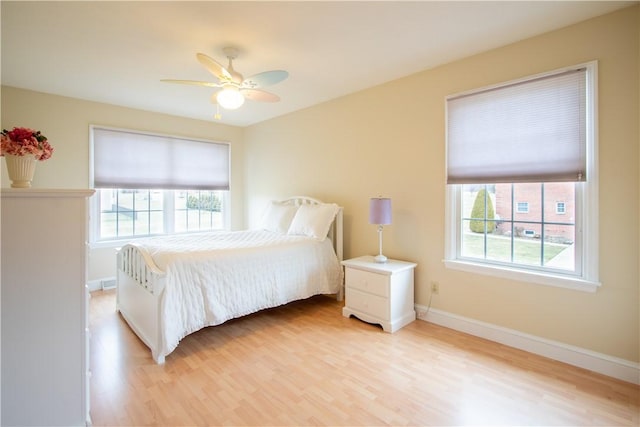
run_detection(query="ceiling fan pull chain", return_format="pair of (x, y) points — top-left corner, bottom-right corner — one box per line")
(214, 104), (222, 120)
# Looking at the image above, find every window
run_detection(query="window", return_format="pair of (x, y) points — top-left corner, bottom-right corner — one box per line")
(97, 189), (226, 240)
(460, 183), (575, 269)
(516, 202), (529, 213)
(556, 202), (566, 214)
(90, 126), (230, 243)
(445, 62), (599, 291)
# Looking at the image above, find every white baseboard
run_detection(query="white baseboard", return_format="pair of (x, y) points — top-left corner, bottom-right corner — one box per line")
(87, 279), (102, 292)
(87, 277), (116, 292)
(415, 304), (640, 385)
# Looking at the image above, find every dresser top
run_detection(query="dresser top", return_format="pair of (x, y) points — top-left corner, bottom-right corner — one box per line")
(341, 255), (417, 274)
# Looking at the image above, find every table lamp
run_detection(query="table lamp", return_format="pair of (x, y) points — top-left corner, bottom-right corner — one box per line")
(369, 197), (392, 263)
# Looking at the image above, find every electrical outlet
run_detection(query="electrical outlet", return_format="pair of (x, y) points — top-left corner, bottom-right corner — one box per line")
(431, 281), (439, 294)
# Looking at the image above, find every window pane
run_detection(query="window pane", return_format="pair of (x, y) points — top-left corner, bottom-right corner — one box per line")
(513, 222), (542, 266)
(174, 210), (187, 233)
(545, 223), (575, 246)
(118, 190), (134, 213)
(149, 191), (164, 234)
(459, 185), (578, 273)
(494, 183), (512, 221)
(100, 211), (118, 238)
(172, 190), (223, 233)
(134, 190), (149, 211)
(485, 222), (511, 262)
(187, 209), (200, 231)
(150, 190), (164, 210)
(461, 185), (476, 218)
(212, 211), (224, 229)
(200, 210), (213, 229)
(150, 211), (164, 235)
(175, 191), (187, 209)
(461, 220), (484, 259)
(543, 224), (575, 271)
(117, 214), (134, 237)
(462, 185), (496, 221)
(514, 183), (540, 221)
(544, 182), (574, 222)
(134, 211), (149, 235)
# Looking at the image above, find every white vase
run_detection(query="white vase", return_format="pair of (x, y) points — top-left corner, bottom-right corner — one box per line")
(4, 154), (37, 188)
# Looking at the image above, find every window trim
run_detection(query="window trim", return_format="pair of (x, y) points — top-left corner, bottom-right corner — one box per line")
(444, 61), (599, 292)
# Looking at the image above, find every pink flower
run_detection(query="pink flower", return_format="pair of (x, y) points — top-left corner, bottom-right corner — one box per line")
(1, 127), (54, 161)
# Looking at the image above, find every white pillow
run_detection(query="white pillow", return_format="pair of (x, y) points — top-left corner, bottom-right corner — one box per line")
(260, 202), (299, 234)
(287, 203), (340, 240)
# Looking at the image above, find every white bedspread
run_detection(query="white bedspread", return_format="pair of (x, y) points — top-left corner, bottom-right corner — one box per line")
(133, 230), (343, 357)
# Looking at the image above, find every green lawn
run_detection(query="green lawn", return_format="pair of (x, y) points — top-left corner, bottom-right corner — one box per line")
(462, 232), (569, 266)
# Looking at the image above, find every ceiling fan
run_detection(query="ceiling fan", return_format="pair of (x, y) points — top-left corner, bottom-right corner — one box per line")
(162, 47), (288, 119)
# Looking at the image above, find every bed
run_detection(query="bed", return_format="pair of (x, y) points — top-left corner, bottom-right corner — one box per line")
(116, 196), (344, 363)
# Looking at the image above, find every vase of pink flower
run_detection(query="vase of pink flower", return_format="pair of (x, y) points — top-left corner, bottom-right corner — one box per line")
(1, 127), (54, 188)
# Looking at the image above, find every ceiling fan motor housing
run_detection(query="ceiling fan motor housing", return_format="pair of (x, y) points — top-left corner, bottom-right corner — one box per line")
(223, 47), (244, 83)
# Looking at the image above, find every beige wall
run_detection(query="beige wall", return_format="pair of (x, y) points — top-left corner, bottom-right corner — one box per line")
(244, 6), (640, 362)
(0, 88), (245, 280)
(1, 6), (637, 364)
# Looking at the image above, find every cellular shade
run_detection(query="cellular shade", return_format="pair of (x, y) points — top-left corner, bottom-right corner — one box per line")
(92, 127), (230, 190)
(369, 198), (392, 225)
(446, 68), (586, 184)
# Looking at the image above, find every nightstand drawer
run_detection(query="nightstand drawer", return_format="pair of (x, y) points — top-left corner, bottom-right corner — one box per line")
(345, 287), (389, 319)
(345, 268), (389, 298)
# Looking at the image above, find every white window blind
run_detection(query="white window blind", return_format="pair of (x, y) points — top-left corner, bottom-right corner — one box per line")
(446, 68), (586, 184)
(92, 127), (230, 190)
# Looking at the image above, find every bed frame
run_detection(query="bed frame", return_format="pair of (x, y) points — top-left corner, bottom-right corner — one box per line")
(116, 196), (343, 363)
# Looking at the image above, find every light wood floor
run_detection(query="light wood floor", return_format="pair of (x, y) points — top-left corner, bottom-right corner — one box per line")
(89, 290), (639, 426)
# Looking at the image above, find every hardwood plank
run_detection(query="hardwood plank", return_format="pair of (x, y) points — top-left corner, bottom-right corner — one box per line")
(89, 290), (639, 426)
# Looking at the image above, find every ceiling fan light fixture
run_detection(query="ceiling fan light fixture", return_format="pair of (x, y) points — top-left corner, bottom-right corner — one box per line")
(217, 85), (245, 110)
(163, 48), (288, 116)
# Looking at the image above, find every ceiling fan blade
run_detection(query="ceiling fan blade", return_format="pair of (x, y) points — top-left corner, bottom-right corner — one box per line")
(161, 79), (222, 88)
(197, 53), (232, 80)
(242, 70), (288, 88)
(241, 88), (281, 102)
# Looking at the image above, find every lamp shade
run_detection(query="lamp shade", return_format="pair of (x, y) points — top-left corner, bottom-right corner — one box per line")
(216, 85), (245, 110)
(369, 198), (392, 225)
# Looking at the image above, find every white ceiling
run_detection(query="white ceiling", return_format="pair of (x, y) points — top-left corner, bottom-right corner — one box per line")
(1, 1), (635, 127)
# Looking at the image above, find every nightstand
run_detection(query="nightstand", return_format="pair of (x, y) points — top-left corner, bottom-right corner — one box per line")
(341, 255), (417, 332)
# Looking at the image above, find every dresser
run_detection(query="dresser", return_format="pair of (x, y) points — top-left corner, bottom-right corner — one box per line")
(342, 255), (417, 332)
(1, 189), (94, 426)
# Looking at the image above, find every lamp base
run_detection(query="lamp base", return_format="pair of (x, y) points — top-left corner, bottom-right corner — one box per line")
(374, 254), (388, 263)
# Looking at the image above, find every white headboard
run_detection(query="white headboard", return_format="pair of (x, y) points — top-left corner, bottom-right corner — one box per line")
(280, 196), (344, 261)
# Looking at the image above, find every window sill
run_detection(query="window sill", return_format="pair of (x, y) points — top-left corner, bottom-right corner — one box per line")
(443, 259), (600, 292)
